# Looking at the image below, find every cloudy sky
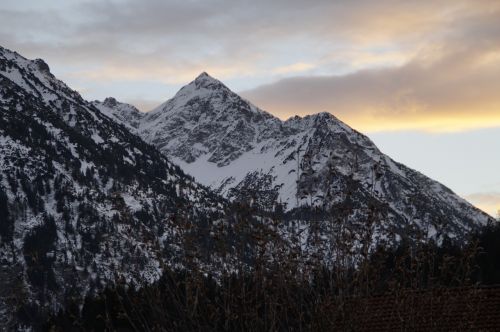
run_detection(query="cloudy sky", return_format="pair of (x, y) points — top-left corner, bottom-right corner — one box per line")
(1, 0), (499, 216)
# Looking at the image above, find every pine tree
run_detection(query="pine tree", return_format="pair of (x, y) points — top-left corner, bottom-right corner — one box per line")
(0, 188), (13, 242)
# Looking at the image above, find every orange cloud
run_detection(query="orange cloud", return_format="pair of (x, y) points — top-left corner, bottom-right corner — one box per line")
(465, 192), (500, 218)
(242, 20), (500, 133)
(68, 61), (258, 85)
(261, 107), (500, 133)
(338, 110), (500, 133)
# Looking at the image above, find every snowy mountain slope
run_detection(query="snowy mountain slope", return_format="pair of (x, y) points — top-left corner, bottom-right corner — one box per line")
(0, 46), (226, 328)
(96, 72), (493, 242)
(92, 97), (144, 130)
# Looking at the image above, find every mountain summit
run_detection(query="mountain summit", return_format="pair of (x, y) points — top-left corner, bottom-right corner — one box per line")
(132, 72), (279, 167)
(97, 73), (493, 241)
(194, 71), (220, 85)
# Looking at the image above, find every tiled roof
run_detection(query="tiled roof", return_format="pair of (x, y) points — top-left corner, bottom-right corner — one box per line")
(336, 286), (500, 331)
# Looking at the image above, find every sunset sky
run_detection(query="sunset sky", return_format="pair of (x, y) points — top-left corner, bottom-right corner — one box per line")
(1, 0), (499, 216)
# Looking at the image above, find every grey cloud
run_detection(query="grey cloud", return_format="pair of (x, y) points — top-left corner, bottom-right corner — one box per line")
(0, 0), (462, 69)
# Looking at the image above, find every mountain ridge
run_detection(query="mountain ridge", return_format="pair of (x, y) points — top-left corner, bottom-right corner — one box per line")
(95, 71), (493, 241)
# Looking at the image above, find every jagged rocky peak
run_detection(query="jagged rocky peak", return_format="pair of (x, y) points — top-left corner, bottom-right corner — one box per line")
(137, 72), (282, 166)
(169, 71), (234, 103)
(1, 46), (87, 107)
(0, 45), (14, 57)
(304, 111), (347, 125)
(102, 96), (118, 107)
(33, 58), (51, 75)
(192, 71), (226, 89)
(286, 111), (346, 130)
(144, 71), (271, 122)
(99, 96), (140, 113)
(0, 47), (50, 77)
(195, 71), (212, 81)
(92, 96), (144, 129)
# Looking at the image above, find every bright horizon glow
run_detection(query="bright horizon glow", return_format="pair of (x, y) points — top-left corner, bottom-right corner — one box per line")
(259, 107), (500, 134)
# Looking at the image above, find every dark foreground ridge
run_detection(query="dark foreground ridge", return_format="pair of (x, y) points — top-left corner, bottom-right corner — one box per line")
(43, 224), (500, 331)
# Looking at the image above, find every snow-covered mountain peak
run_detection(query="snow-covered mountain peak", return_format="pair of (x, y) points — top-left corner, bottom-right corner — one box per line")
(194, 71), (216, 83)
(135, 73), (281, 165)
(148, 72), (268, 118)
(168, 71), (231, 101)
(95, 69), (493, 239)
(92, 97), (144, 129)
(191, 71), (230, 91)
(285, 111), (354, 134)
